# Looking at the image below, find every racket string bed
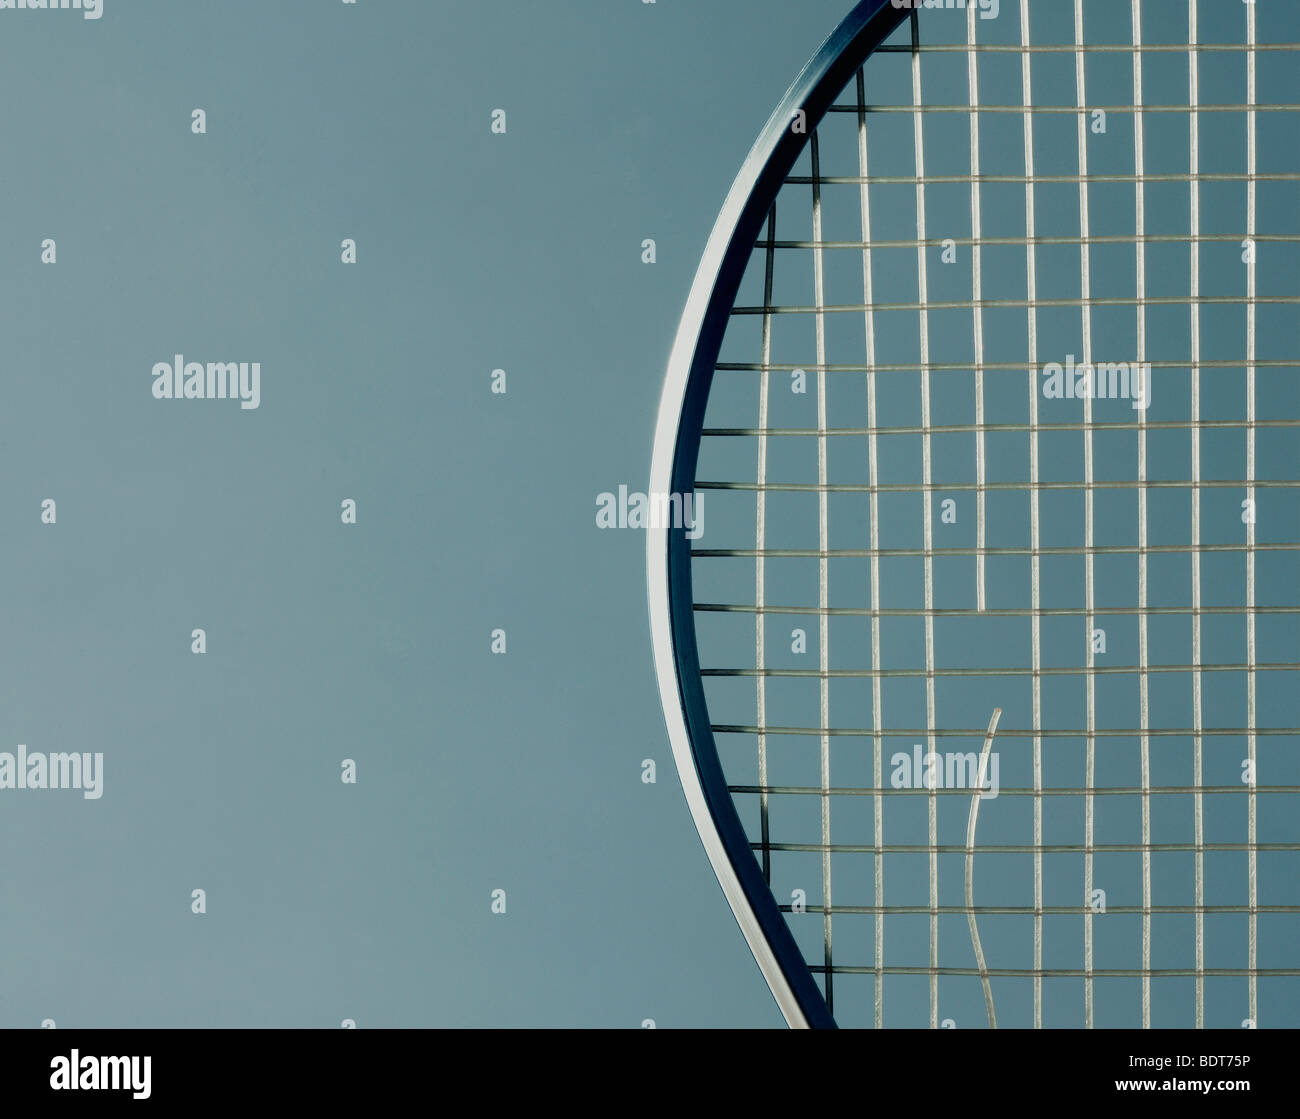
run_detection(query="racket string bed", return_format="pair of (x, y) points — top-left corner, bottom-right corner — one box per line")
(654, 0), (1300, 1029)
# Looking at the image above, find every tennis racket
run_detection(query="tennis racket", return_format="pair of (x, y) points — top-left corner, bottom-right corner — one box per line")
(648, 0), (1299, 1028)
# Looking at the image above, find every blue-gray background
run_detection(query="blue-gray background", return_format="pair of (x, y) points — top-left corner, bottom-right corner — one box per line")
(0, 0), (1293, 1029)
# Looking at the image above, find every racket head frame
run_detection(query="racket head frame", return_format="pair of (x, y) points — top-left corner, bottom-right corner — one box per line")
(647, 0), (910, 1030)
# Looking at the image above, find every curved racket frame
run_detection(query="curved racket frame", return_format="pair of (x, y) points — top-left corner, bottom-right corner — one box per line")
(647, 0), (911, 1029)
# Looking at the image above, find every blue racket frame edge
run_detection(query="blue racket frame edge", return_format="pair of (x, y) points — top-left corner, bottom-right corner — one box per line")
(648, 0), (911, 1029)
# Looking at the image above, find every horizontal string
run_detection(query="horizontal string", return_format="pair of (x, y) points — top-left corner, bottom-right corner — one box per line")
(756, 233), (1300, 249)
(715, 359), (1295, 373)
(732, 782), (1299, 795)
(704, 420), (1298, 436)
(694, 543), (1296, 557)
(732, 296), (1300, 314)
(693, 480), (1297, 493)
(703, 663), (1296, 678)
(780, 903), (1300, 915)
(873, 43), (1300, 54)
(809, 965), (1298, 977)
(699, 603), (1299, 616)
(759, 841), (1298, 853)
(826, 102), (1294, 113)
(785, 172), (1300, 185)
(716, 722), (1296, 738)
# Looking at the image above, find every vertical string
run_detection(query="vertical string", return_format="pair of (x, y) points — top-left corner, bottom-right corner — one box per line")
(856, 67), (887, 1031)
(1072, 0), (1097, 1029)
(1019, 0), (1044, 1030)
(909, 10), (941, 1029)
